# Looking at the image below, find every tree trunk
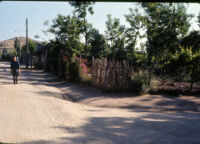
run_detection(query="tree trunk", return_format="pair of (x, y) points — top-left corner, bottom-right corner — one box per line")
(190, 67), (195, 91)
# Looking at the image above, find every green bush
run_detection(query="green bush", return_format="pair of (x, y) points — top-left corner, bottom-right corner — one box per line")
(129, 70), (158, 95)
(150, 77), (159, 92)
(67, 61), (81, 82)
(1, 53), (12, 61)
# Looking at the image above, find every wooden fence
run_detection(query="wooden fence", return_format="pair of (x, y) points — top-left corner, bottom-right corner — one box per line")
(91, 58), (134, 90)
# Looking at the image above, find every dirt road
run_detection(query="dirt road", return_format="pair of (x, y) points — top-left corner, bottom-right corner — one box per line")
(0, 62), (200, 144)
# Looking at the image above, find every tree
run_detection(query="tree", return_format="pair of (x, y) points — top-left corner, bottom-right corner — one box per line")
(138, 3), (194, 79)
(1, 48), (12, 61)
(168, 46), (200, 90)
(69, 1), (95, 53)
(12, 49), (18, 56)
(48, 14), (83, 58)
(88, 28), (108, 58)
(28, 40), (36, 55)
(47, 40), (65, 75)
(181, 30), (200, 53)
(198, 12), (200, 27)
(124, 7), (146, 58)
(141, 3), (193, 58)
(14, 38), (20, 56)
(21, 39), (36, 55)
(105, 14), (126, 59)
(3, 47), (7, 55)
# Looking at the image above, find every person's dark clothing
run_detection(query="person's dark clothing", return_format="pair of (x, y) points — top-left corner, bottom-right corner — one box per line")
(11, 61), (19, 75)
(11, 61), (20, 84)
(11, 61), (19, 70)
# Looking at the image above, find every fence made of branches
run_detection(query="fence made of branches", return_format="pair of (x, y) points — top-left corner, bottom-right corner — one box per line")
(91, 58), (133, 90)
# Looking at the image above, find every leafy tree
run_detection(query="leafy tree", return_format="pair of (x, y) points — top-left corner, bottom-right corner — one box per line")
(48, 14), (83, 58)
(69, 1), (95, 19)
(114, 24), (126, 60)
(141, 3), (193, 58)
(69, 1), (95, 53)
(181, 30), (200, 53)
(138, 3), (194, 80)
(46, 14), (86, 81)
(34, 34), (49, 45)
(21, 45), (26, 54)
(21, 39), (36, 55)
(3, 47), (7, 54)
(198, 12), (200, 28)
(124, 7), (146, 57)
(28, 40), (36, 55)
(169, 46), (200, 90)
(105, 14), (126, 59)
(12, 49), (18, 56)
(88, 28), (108, 58)
(47, 40), (64, 75)
(105, 14), (117, 50)
(14, 38), (20, 56)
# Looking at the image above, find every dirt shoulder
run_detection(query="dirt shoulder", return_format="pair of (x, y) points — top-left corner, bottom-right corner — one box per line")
(14, 62), (200, 113)
(18, 66), (200, 113)
(60, 82), (200, 113)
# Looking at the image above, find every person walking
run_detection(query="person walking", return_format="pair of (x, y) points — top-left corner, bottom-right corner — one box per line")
(11, 56), (20, 84)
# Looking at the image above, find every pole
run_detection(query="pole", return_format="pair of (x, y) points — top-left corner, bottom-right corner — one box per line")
(19, 37), (21, 62)
(26, 18), (29, 69)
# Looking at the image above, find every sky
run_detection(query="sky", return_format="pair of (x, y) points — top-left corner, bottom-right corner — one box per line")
(0, 2), (200, 42)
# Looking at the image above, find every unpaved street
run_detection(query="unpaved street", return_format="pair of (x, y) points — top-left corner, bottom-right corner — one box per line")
(0, 62), (200, 144)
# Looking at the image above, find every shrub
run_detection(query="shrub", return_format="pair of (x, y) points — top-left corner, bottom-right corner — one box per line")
(76, 56), (91, 79)
(68, 61), (81, 82)
(129, 70), (158, 95)
(1, 53), (12, 61)
(149, 77), (159, 91)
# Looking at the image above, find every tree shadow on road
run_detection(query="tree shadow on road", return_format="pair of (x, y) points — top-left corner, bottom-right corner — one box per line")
(108, 97), (200, 113)
(20, 69), (134, 100)
(21, 112), (200, 144)
(19, 69), (68, 88)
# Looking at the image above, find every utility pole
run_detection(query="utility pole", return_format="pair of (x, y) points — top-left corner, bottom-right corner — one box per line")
(19, 37), (21, 62)
(26, 18), (29, 69)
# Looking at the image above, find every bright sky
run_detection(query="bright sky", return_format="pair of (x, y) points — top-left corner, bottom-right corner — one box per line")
(0, 2), (199, 42)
